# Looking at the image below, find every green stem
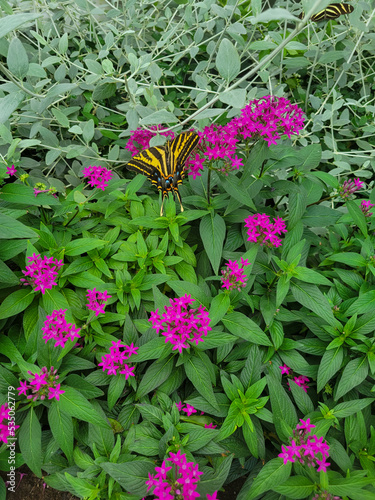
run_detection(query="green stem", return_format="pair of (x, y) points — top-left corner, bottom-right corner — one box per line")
(207, 169), (211, 205)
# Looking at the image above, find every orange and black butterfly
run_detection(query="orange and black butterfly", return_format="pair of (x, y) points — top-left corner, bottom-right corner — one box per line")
(126, 131), (199, 216)
(299, 3), (354, 22)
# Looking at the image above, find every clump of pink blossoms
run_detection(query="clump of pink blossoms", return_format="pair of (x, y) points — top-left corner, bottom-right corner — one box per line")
(227, 95), (305, 146)
(86, 288), (112, 316)
(221, 257), (250, 291)
(280, 364), (310, 393)
(125, 126), (175, 156)
(186, 124), (243, 179)
(98, 340), (138, 378)
(339, 178), (363, 199)
(21, 253), (63, 294)
(146, 450), (219, 500)
(17, 367), (65, 401)
(0, 404), (19, 444)
(244, 214), (287, 247)
(149, 294), (211, 353)
(82, 165), (113, 190)
(312, 492), (342, 500)
(42, 309), (81, 348)
(361, 200), (374, 217)
(279, 418), (331, 472)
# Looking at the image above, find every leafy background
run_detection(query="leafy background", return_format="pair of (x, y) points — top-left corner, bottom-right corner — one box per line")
(0, 0), (375, 499)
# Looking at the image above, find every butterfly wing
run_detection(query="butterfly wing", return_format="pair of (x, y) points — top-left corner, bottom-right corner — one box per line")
(311, 3), (354, 21)
(126, 146), (168, 191)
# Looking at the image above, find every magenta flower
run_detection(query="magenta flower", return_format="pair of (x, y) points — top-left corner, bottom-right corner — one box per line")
(146, 450), (217, 500)
(244, 213), (287, 247)
(186, 123), (242, 179)
(279, 364), (291, 375)
(98, 340), (138, 378)
(82, 165), (113, 191)
(86, 288), (111, 316)
(17, 367), (64, 402)
(6, 164), (17, 176)
(20, 253), (63, 294)
(149, 294), (211, 353)
(42, 309), (81, 348)
(312, 491), (342, 500)
(227, 95), (305, 146)
(296, 418), (315, 433)
(361, 200), (374, 217)
(339, 178), (364, 199)
(221, 257), (250, 291)
(0, 404), (19, 444)
(125, 126), (175, 156)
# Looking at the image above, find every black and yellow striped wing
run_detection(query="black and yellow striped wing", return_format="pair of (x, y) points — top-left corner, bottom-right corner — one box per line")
(300, 3), (354, 22)
(126, 131), (199, 214)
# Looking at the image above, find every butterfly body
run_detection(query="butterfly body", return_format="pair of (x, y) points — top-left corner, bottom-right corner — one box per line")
(126, 131), (199, 215)
(299, 3), (354, 22)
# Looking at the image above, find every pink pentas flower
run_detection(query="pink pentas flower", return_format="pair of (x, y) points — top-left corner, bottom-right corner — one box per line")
(226, 95), (305, 146)
(244, 213), (287, 247)
(82, 165), (113, 191)
(279, 364), (291, 375)
(149, 294), (211, 352)
(20, 254), (63, 294)
(361, 200), (374, 217)
(86, 288), (111, 316)
(98, 340), (138, 378)
(339, 178), (364, 199)
(17, 367), (64, 402)
(186, 123), (242, 179)
(42, 309), (81, 348)
(146, 450), (219, 500)
(221, 257), (250, 291)
(125, 126), (175, 156)
(6, 164), (17, 176)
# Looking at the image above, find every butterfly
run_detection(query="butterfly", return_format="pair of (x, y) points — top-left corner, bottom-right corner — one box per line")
(299, 3), (354, 22)
(126, 131), (199, 216)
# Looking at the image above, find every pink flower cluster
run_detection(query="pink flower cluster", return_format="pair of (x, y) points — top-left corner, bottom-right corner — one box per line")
(125, 126), (175, 156)
(149, 294), (211, 353)
(312, 492), (342, 500)
(82, 165), (113, 191)
(0, 404), (19, 444)
(280, 364), (310, 393)
(86, 288), (111, 316)
(98, 340), (138, 378)
(244, 214), (287, 247)
(221, 257), (250, 291)
(146, 450), (219, 500)
(361, 200), (374, 217)
(227, 95), (305, 146)
(42, 309), (81, 348)
(17, 367), (65, 401)
(21, 253), (63, 294)
(175, 401), (217, 428)
(339, 178), (363, 198)
(6, 165), (17, 176)
(187, 124), (243, 179)
(279, 418), (331, 472)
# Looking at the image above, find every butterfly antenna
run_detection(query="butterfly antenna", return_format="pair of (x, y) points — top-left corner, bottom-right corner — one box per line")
(160, 195), (165, 217)
(176, 189), (184, 213)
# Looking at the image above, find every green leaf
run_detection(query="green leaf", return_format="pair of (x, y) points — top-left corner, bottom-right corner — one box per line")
(185, 356), (219, 410)
(0, 92), (25, 124)
(200, 214), (226, 275)
(92, 82), (117, 100)
(52, 108), (70, 128)
(334, 357), (369, 401)
(291, 282), (336, 326)
(108, 375), (125, 410)
(7, 37), (29, 79)
(19, 408), (41, 477)
(216, 38), (241, 82)
(293, 267), (332, 286)
(136, 356), (175, 398)
(209, 293), (230, 327)
(240, 457), (291, 500)
(100, 461), (155, 496)
(302, 205), (341, 227)
(346, 200), (368, 237)
(267, 369), (297, 441)
(0, 12), (42, 38)
(168, 280), (211, 308)
(324, 252), (367, 268)
(273, 475), (315, 498)
(58, 386), (111, 428)
(317, 347), (344, 392)
(64, 473), (98, 497)
(64, 238), (106, 256)
(0, 183), (60, 205)
(222, 312), (272, 346)
(0, 259), (19, 286)
(0, 214), (38, 239)
(332, 398), (374, 418)
(48, 404), (73, 463)
(140, 109), (178, 125)
(0, 289), (34, 320)
(289, 380), (314, 414)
